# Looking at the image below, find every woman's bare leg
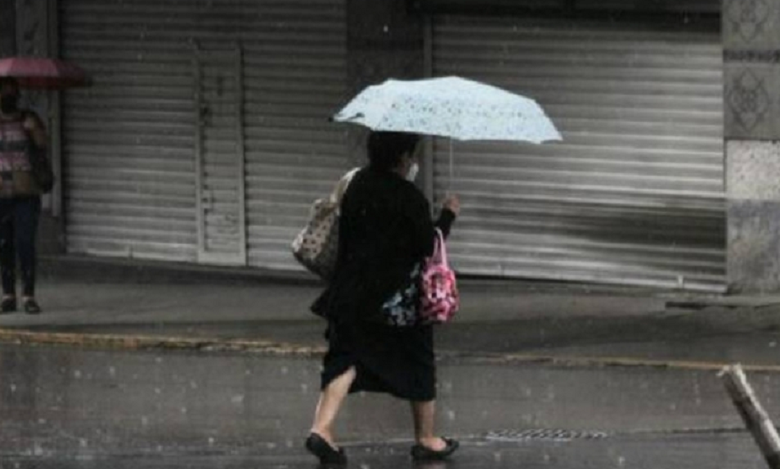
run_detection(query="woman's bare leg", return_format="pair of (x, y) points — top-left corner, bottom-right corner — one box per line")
(310, 367), (356, 447)
(410, 400), (447, 450)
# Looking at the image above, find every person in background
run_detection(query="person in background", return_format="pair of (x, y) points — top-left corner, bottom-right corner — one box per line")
(306, 131), (461, 465)
(0, 77), (47, 314)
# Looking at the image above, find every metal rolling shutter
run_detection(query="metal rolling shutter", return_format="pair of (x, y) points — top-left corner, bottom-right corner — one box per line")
(432, 16), (725, 291)
(61, 1), (199, 261)
(242, 2), (347, 270)
(60, 0), (347, 267)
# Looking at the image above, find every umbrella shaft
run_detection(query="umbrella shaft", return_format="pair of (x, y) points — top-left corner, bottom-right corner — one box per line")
(449, 139), (454, 193)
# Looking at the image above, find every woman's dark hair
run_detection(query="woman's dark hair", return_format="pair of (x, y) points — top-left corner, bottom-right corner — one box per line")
(367, 131), (420, 171)
(0, 77), (19, 93)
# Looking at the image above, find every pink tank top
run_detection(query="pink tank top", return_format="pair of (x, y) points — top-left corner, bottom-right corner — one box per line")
(0, 115), (37, 197)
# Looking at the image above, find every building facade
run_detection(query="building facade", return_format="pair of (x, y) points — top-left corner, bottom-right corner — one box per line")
(4, 0), (780, 293)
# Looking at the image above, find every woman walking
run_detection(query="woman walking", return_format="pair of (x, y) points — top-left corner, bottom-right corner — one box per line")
(306, 131), (461, 465)
(0, 77), (46, 314)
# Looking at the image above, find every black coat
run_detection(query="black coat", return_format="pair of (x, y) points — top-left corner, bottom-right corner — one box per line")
(312, 166), (455, 324)
(312, 165), (456, 400)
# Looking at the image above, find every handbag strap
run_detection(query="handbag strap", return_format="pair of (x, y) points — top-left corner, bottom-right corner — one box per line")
(330, 167), (360, 205)
(432, 228), (449, 267)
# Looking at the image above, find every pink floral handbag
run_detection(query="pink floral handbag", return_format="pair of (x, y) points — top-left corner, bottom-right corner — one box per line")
(419, 228), (459, 325)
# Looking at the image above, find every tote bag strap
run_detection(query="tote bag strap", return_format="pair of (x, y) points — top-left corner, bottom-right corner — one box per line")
(432, 228), (449, 267)
(331, 167), (360, 205)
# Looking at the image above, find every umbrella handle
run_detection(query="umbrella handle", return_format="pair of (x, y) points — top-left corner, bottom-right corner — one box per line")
(448, 139), (454, 195)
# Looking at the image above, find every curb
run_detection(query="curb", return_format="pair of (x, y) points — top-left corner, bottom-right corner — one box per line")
(0, 328), (326, 357)
(2, 327), (780, 374)
(451, 352), (780, 373)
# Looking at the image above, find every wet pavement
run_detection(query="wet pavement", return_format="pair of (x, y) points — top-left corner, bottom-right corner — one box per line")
(0, 344), (776, 468)
(1, 258), (779, 467)
(0, 436), (768, 469)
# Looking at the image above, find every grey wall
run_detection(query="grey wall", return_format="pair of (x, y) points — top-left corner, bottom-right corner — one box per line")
(724, 0), (780, 292)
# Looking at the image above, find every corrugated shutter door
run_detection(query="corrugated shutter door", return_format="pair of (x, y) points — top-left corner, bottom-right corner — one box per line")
(432, 16), (725, 291)
(61, 0), (347, 268)
(61, 1), (200, 261)
(243, 2), (347, 270)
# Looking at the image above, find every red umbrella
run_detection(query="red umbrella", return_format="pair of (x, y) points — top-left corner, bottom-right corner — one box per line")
(0, 57), (89, 89)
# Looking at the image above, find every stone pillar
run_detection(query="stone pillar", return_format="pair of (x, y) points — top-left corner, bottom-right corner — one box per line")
(724, 0), (780, 292)
(345, 0), (425, 166)
(0, 0), (16, 56)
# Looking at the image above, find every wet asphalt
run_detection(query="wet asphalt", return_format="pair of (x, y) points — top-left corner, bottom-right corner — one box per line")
(0, 343), (776, 468)
(0, 260), (779, 468)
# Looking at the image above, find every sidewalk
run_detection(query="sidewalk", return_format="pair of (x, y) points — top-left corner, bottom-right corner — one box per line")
(1, 255), (779, 369)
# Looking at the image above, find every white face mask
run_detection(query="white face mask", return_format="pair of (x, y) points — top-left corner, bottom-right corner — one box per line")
(406, 162), (419, 182)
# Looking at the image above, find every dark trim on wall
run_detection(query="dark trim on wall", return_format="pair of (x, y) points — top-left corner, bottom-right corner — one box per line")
(408, 0), (719, 23)
(724, 50), (780, 64)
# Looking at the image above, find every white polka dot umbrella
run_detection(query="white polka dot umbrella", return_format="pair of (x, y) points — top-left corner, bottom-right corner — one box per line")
(333, 76), (561, 182)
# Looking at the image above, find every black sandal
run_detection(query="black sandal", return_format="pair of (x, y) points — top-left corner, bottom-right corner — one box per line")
(305, 432), (347, 466)
(1, 297), (16, 314)
(411, 437), (459, 461)
(23, 298), (41, 315)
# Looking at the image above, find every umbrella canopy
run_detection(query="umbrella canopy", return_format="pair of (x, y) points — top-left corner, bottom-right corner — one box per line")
(0, 57), (89, 89)
(333, 76), (561, 143)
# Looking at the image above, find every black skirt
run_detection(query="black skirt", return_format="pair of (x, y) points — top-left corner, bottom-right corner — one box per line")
(321, 317), (436, 402)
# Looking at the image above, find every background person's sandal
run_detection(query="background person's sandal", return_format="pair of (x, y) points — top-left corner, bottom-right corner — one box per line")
(23, 299), (41, 314)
